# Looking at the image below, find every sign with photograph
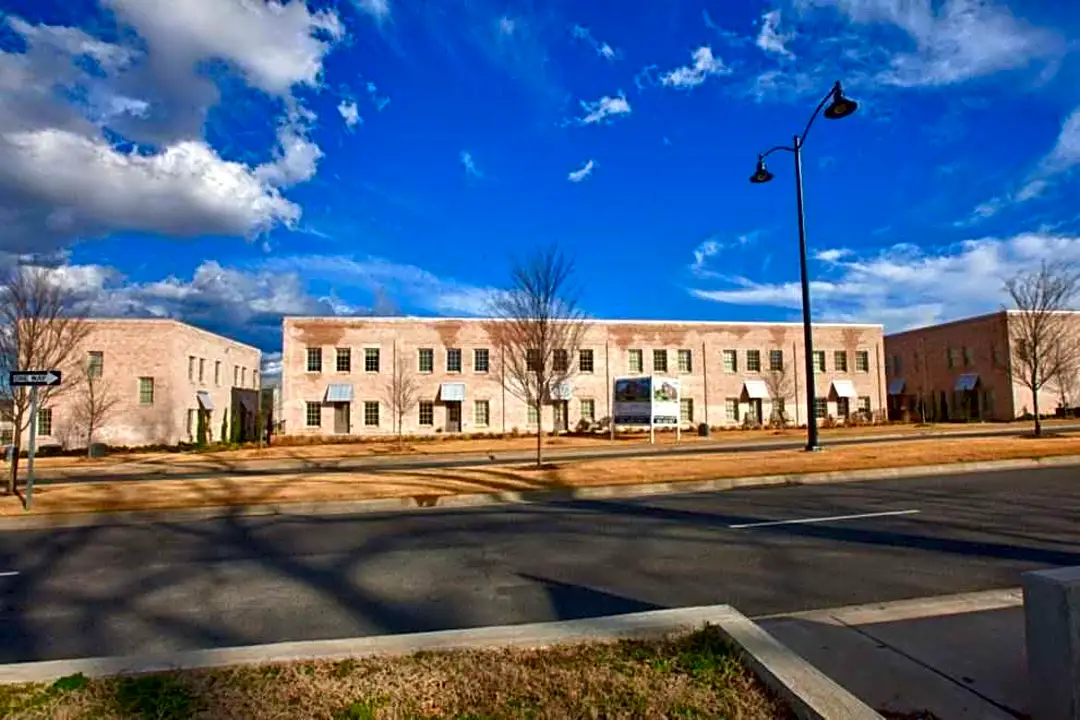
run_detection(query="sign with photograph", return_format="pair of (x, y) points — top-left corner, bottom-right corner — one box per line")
(613, 376), (681, 426)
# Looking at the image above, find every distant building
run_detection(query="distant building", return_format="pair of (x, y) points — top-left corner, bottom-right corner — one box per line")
(281, 316), (887, 437)
(22, 319), (261, 449)
(0, 399), (12, 447)
(883, 310), (1080, 422)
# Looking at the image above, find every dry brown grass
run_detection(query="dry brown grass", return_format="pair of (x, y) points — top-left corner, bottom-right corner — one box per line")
(4, 433), (1079, 518)
(0, 626), (789, 720)
(32, 419), (1056, 470)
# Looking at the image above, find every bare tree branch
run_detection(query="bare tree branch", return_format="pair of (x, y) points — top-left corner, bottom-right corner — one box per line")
(484, 246), (589, 466)
(70, 355), (121, 456)
(383, 351), (420, 446)
(1004, 260), (1080, 436)
(762, 365), (793, 428)
(0, 266), (89, 493)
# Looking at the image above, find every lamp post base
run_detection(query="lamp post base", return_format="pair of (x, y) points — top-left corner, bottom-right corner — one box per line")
(805, 444), (823, 453)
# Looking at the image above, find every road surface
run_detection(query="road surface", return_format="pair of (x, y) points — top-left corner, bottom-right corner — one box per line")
(1, 465), (1078, 663)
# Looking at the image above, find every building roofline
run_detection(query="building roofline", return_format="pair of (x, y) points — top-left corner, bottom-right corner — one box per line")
(84, 317), (262, 354)
(884, 310), (1007, 338)
(281, 315), (884, 330)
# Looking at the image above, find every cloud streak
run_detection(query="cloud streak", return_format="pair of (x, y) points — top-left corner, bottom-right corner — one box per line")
(567, 159), (595, 183)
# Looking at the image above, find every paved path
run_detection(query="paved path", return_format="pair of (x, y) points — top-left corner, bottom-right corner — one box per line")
(29, 421), (1080, 484)
(1, 464), (1078, 663)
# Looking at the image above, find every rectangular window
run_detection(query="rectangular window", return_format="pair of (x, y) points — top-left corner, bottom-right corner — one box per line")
(722, 349), (737, 373)
(306, 347), (322, 372)
(527, 404), (539, 425)
(855, 350), (870, 373)
(991, 344), (1002, 368)
(813, 397), (828, 419)
(241, 367), (246, 387)
(628, 349), (643, 373)
(579, 349), (595, 373)
(198, 358), (205, 383)
(680, 398), (694, 423)
(418, 348), (434, 373)
(474, 400), (490, 427)
(834, 350), (849, 373)
(418, 401), (434, 426)
(138, 377), (154, 405)
(725, 398), (739, 422)
(526, 349), (540, 372)
(186, 409), (195, 438)
(0, 428), (11, 445)
(364, 348), (380, 373)
(580, 398), (595, 422)
(305, 402), (321, 427)
(769, 349), (784, 372)
(893, 354), (902, 376)
(364, 401), (380, 427)
(253, 370), (259, 389)
(812, 351), (826, 373)
(746, 350), (762, 372)
(554, 349), (569, 372)
(188, 356), (195, 381)
(37, 408), (53, 436)
(214, 361), (221, 386)
(962, 346), (972, 367)
(336, 348), (351, 373)
(474, 348), (490, 373)
(837, 397), (850, 419)
(946, 348), (955, 369)
(651, 349), (667, 373)
(858, 396), (871, 416)
(447, 348), (462, 373)
(677, 349), (693, 373)
(233, 365), (239, 385)
(88, 351), (104, 378)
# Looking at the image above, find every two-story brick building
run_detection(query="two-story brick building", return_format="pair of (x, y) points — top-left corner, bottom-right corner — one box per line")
(25, 319), (261, 449)
(883, 310), (1080, 422)
(281, 316), (887, 436)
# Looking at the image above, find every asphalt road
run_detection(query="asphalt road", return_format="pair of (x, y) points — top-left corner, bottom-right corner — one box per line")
(34, 421), (1080, 484)
(2, 465), (1079, 663)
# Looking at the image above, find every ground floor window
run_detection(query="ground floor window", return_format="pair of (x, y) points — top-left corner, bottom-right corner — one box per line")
(364, 401), (380, 427)
(725, 398), (739, 422)
(580, 398), (595, 422)
(837, 397), (850, 419)
(36, 408), (52, 436)
(474, 400), (490, 427)
(419, 401), (434, 426)
(527, 404), (539, 426)
(187, 409), (195, 438)
(813, 398), (827, 419)
(680, 398), (694, 424)
(305, 402), (321, 428)
(0, 428), (12, 445)
(858, 396), (871, 416)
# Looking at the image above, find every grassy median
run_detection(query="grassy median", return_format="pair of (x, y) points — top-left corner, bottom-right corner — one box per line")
(0, 626), (789, 719)
(3, 433), (1078, 517)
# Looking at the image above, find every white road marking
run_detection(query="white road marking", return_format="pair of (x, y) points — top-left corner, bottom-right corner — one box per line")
(729, 509), (921, 529)
(0, 571), (19, 578)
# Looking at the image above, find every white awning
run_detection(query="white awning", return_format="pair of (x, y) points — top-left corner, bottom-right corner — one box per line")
(325, 384), (354, 403)
(955, 373), (979, 392)
(440, 383), (466, 402)
(888, 378), (906, 396)
(742, 380), (770, 399)
(831, 380), (858, 399)
(196, 390), (214, 410)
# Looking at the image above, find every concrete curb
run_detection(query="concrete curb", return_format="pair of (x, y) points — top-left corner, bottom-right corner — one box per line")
(3, 453), (1079, 531)
(0, 604), (882, 719)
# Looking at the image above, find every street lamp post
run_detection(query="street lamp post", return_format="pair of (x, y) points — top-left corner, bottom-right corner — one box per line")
(750, 81), (858, 452)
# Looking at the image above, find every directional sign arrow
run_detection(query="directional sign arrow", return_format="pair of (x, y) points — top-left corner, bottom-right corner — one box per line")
(9, 370), (62, 387)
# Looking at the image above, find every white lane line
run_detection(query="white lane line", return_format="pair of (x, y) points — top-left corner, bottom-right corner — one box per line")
(729, 509), (921, 529)
(0, 571), (19, 578)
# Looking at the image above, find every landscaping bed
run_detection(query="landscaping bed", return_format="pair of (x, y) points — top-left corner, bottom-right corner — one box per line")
(0, 626), (790, 719)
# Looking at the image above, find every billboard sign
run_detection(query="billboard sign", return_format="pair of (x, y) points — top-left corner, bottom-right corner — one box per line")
(613, 376), (680, 426)
(651, 377), (680, 426)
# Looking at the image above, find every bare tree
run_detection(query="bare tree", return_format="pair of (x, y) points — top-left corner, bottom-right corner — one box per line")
(71, 356), (120, 456)
(0, 267), (89, 493)
(383, 351), (420, 447)
(763, 365), (793, 428)
(486, 246), (588, 467)
(1004, 261), (1080, 437)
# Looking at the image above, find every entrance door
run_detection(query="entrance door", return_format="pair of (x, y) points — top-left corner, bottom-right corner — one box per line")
(334, 403), (350, 434)
(446, 402), (462, 433)
(748, 399), (763, 425)
(553, 401), (568, 433)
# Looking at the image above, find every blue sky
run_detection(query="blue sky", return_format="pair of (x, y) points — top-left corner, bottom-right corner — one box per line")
(2, 0), (1080, 372)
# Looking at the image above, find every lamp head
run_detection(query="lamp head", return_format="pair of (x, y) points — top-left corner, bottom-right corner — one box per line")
(823, 81), (857, 120)
(749, 156), (774, 184)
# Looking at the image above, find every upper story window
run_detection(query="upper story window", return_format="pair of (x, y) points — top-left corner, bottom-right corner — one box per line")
(579, 349), (594, 373)
(364, 348), (380, 373)
(214, 361), (221, 386)
(834, 350), (849, 373)
(526, 349), (540, 372)
(769, 349), (784, 372)
(722, 349), (737, 373)
(447, 348), (462, 373)
(746, 350), (761, 373)
(812, 351), (826, 373)
(855, 350), (869, 373)
(306, 347), (322, 373)
(628, 349), (643, 373)
(652, 349), (668, 373)
(677, 349), (692, 373)
(138, 377), (155, 405)
(336, 348), (351, 373)
(87, 351), (104, 378)
(418, 348), (434, 373)
(554, 349), (569, 372)
(892, 354), (902, 376)
(474, 348), (490, 373)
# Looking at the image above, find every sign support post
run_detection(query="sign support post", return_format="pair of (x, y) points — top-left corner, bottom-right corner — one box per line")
(9, 370), (62, 512)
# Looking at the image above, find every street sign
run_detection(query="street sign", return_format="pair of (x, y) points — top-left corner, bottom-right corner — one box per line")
(9, 371), (62, 387)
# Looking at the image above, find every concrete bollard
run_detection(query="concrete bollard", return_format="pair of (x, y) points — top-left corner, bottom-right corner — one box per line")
(1023, 567), (1080, 720)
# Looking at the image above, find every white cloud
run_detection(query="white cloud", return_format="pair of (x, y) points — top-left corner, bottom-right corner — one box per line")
(338, 100), (361, 128)
(571, 25), (618, 60)
(353, 0), (390, 22)
(797, 0), (1064, 88)
(575, 92), (631, 125)
(567, 159), (595, 183)
(659, 47), (731, 89)
(756, 10), (795, 59)
(498, 16), (517, 36)
(689, 233), (757, 277)
(460, 150), (482, 178)
(690, 232), (1080, 332)
(255, 112), (324, 188)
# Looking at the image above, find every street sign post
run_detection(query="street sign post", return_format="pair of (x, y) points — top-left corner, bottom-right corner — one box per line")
(8, 370), (62, 511)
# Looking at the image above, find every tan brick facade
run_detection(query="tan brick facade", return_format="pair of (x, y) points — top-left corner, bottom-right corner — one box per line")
(27, 319), (261, 448)
(883, 311), (1080, 422)
(281, 317), (887, 437)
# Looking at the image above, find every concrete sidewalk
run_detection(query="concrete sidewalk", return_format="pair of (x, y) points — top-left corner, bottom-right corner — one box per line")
(757, 589), (1029, 720)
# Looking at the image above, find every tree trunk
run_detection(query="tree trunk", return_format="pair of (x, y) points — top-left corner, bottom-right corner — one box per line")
(535, 402), (543, 467)
(6, 447), (18, 495)
(86, 429), (93, 458)
(1033, 388), (1042, 437)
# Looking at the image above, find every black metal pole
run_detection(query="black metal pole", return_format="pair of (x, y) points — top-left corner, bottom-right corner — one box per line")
(793, 135), (820, 451)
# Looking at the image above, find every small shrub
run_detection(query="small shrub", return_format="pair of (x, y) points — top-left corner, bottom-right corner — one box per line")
(113, 674), (199, 720)
(51, 673), (89, 693)
(820, 415), (839, 429)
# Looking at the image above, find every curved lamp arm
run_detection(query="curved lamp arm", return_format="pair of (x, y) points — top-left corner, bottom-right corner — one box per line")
(799, 82), (841, 147)
(759, 144), (796, 159)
